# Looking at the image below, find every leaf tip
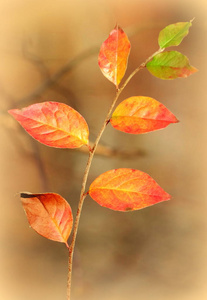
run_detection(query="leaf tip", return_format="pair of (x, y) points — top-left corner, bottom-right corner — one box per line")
(8, 109), (15, 116)
(173, 115), (179, 123)
(114, 22), (118, 30)
(165, 192), (171, 201)
(191, 66), (198, 74)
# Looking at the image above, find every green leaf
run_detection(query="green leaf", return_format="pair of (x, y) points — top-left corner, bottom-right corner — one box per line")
(146, 51), (198, 80)
(158, 21), (193, 48)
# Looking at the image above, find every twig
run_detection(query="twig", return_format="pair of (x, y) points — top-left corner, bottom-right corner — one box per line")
(79, 142), (146, 158)
(66, 47), (163, 299)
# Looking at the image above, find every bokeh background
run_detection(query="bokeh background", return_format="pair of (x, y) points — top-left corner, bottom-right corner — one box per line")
(0, 0), (206, 299)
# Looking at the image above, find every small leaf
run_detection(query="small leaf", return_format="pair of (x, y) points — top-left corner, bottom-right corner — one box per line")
(98, 25), (131, 87)
(8, 102), (89, 148)
(89, 168), (170, 212)
(158, 21), (192, 48)
(20, 192), (73, 244)
(146, 51), (198, 80)
(110, 96), (178, 134)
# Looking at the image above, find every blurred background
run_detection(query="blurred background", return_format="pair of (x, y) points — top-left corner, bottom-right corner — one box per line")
(0, 0), (206, 299)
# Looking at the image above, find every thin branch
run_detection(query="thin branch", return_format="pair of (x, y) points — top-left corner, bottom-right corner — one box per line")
(79, 142), (146, 158)
(67, 89), (120, 300)
(22, 43), (51, 79)
(66, 46), (163, 299)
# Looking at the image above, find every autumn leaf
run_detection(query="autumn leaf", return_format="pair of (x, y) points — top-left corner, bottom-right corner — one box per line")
(89, 168), (170, 212)
(110, 96), (178, 134)
(146, 51), (197, 79)
(158, 21), (193, 48)
(98, 25), (131, 87)
(20, 193), (73, 244)
(8, 102), (89, 148)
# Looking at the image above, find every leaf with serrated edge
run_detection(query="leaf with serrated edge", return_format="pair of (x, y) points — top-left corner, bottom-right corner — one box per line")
(158, 21), (192, 48)
(8, 102), (89, 148)
(110, 96), (178, 134)
(98, 25), (131, 87)
(146, 51), (197, 80)
(89, 168), (170, 212)
(21, 193), (73, 244)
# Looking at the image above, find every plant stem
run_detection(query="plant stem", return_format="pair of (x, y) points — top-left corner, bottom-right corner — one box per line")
(66, 89), (120, 300)
(66, 47), (164, 300)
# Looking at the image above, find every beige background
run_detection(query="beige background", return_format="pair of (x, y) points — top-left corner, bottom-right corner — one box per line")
(0, 0), (206, 299)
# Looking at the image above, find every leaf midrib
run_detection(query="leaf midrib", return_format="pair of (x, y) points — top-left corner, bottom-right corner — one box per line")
(20, 113), (86, 143)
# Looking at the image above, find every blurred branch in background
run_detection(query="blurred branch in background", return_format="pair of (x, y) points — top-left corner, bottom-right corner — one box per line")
(10, 45), (99, 109)
(22, 41), (80, 110)
(1, 27), (149, 191)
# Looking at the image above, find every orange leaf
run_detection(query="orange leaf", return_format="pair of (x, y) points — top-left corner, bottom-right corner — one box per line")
(8, 102), (89, 148)
(89, 168), (170, 212)
(20, 193), (73, 244)
(110, 96), (178, 134)
(98, 25), (131, 87)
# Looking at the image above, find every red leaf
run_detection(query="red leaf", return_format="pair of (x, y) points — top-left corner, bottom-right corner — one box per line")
(89, 168), (170, 212)
(110, 96), (178, 134)
(8, 102), (89, 148)
(98, 25), (131, 87)
(20, 193), (73, 244)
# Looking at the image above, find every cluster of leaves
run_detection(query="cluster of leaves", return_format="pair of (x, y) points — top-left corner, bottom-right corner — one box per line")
(9, 21), (197, 246)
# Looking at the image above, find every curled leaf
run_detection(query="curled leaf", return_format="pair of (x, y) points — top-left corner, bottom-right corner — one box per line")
(8, 102), (89, 148)
(110, 96), (178, 134)
(146, 51), (197, 80)
(21, 192), (73, 244)
(98, 25), (131, 87)
(158, 21), (193, 48)
(89, 168), (170, 212)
